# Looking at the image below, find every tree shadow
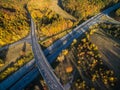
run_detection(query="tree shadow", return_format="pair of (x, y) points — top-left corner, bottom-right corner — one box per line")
(19, 42), (27, 59)
(0, 46), (9, 63)
(57, 0), (64, 9)
(22, 42), (26, 52)
(100, 48), (120, 89)
(95, 29), (120, 44)
(24, 4), (31, 26)
(51, 60), (59, 69)
(40, 44), (47, 50)
(0, 46), (10, 72)
(101, 48), (120, 72)
(0, 6), (16, 12)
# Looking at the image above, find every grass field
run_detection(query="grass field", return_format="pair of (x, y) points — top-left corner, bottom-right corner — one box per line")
(0, 42), (32, 71)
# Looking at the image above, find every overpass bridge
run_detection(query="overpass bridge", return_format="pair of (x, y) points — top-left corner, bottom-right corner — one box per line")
(30, 18), (65, 90)
(0, 2), (120, 90)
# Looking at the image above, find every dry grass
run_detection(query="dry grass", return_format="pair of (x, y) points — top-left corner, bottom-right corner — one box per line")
(0, 42), (32, 71)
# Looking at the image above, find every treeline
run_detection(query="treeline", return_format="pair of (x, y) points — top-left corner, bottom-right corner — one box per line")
(115, 8), (120, 16)
(38, 9), (73, 37)
(0, 0), (30, 47)
(0, 51), (33, 82)
(57, 30), (116, 89)
(28, 0), (74, 47)
(61, 0), (119, 20)
(100, 23), (120, 39)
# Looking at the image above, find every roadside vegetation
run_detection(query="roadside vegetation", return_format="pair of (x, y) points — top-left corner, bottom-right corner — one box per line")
(55, 25), (117, 89)
(89, 22), (120, 89)
(0, 0), (30, 47)
(27, 0), (119, 47)
(71, 31), (116, 90)
(27, 0), (75, 47)
(100, 23), (120, 39)
(111, 8), (120, 21)
(0, 42), (33, 82)
(115, 8), (120, 16)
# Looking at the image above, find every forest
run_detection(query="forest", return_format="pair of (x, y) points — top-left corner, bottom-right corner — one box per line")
(0, 0), (30, 47)
(0, 0), (120, 89)
(0, 0), (119, 47)
(61, 0), (119, 20)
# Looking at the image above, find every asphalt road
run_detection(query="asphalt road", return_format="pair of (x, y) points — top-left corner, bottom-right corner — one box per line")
(1, 2), (120, 90)
(31, 18), (65, 90)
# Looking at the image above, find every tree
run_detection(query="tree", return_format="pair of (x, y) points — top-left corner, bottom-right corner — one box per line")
(66, 66), (73, 73)
(116, 8), (120, 16)
(57, 54), (65, 62)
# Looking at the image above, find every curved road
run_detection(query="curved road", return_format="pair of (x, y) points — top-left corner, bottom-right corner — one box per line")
(31, 18), (65, 90)
(0, 2), (120, 90)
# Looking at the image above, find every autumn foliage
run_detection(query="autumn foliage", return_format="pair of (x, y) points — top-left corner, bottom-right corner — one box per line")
(0, 0), (30, 47)
(70, 29), (117, 89)
(28, 0), (74, 47)
(61, 0), (119, 20)
(115, 8), (120, 16)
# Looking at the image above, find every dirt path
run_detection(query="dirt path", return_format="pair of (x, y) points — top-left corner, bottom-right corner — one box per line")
(90, 29), (120, 77)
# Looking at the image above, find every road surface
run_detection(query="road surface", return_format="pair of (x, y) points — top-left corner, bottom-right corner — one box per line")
(0, 2), (120, 90)
(31, 18), (65, 90)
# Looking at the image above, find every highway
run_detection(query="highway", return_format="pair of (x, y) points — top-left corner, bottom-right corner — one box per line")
(0, 2), (120, 90)
(6, 14), (104, 90)
(30, 18), (65, 90)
